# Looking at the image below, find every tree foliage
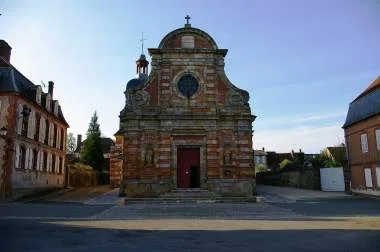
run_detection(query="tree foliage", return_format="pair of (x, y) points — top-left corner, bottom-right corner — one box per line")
(66, 132), (76, 154)
(80, 111), (105, 171)
(279, 159), (292, 170)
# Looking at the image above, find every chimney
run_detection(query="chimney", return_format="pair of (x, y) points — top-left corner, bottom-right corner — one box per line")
(0, 40), (12, 64)
(262, 147), (265, 151)
(76, 134), (82, 152)
(48, 81), (54, 98)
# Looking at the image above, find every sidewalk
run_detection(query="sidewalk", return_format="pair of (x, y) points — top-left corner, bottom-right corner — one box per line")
(257, 185), (350, 202)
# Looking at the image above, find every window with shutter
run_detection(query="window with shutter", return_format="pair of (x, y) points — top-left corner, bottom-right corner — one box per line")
(34, 113), (40, 141)
(376, 129), (380, 150)
(15, 145), (20, 169)
(17, 104), (23, 135)
(361, 133), (368, 153)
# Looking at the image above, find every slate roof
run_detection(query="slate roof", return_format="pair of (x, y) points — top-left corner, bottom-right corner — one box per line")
(0, 64), (69, 126)
(126, 73), (148, 89)
(343, 76), (380, 128)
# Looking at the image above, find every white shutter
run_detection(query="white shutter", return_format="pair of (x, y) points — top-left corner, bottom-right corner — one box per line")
(62, 132), (66, 151)
(27, 111), (35, 139)
(361, 134), (368, 153)
(16, 104), (23, 134)
(376, 129), (380, 150)
(376, 167), (380, 188)
(38, 118), (43, 142)
(25, 148), (30, 169)
(40, 152), (44, 171)
(15, 145), (20, 169)
(41, 119), (46, 143)
(61, 158), (65, 174)
(364, 168), (373, 188)
(29, 149), (34, 169)
(55, 156), (59, 173)
(57, 127), (61, 150)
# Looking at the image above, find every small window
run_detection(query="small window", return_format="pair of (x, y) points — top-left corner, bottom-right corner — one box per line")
(360, 133), (368, 153)
(376, 129), (380, 150)
(182, 35), (194, 48)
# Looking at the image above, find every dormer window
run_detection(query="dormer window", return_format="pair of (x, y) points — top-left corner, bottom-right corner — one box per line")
(46, 94), (51, 111)
(54, 101), (59, 116)
(182, 35), (194, 48)
(36, 86), (42, 105)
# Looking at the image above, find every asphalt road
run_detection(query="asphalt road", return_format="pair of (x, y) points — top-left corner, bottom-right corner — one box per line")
(1, 195), (380, 251)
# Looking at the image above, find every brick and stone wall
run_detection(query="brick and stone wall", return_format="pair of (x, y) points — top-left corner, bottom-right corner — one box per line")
(112, 26), (255, 197)
(345, 114), (380, 193)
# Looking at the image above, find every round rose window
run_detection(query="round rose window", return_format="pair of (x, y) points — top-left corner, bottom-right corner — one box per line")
(177, 74), (199, 98)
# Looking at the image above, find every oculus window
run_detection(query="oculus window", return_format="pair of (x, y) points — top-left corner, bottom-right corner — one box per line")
(178, 74), (199, 98)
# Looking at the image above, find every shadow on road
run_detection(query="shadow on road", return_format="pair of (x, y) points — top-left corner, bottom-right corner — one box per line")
(1, 219), (380, 252)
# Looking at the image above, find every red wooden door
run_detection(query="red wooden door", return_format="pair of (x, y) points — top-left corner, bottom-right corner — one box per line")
(177, 148), (200, 188)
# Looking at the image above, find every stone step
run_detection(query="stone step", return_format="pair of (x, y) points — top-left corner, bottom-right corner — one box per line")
(160, 189), (217, 199)
(123, 197), (257, 204)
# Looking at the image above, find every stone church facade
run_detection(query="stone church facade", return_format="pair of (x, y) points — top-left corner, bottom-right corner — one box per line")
(110, 21), (256, 197)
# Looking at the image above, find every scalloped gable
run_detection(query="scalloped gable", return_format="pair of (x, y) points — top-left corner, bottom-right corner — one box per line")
(158, 27), (219, 50)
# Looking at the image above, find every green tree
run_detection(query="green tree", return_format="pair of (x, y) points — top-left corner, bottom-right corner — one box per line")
(80, 111), (105, 171)
(66, 132), (76, 154)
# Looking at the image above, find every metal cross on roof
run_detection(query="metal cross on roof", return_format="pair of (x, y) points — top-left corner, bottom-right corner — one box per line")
(185, 15), (191, 25)
(139, 33), (146, 54)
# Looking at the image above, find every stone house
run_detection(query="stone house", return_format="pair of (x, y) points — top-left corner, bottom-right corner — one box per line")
(343, 76), (380, 195)
(110, 20), (256, 197)
(0, 40), (69, 200)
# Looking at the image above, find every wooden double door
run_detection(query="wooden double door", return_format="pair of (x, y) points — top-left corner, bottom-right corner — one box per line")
(177, 148), (200, 188)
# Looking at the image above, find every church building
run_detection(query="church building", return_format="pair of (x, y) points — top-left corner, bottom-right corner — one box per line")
(110, 18), (256, 197)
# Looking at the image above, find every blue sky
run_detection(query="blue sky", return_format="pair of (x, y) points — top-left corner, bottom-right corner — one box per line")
(1, 0), (380, 153)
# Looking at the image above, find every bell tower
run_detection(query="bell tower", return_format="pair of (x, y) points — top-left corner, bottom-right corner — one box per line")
(136, 33), (149, 74)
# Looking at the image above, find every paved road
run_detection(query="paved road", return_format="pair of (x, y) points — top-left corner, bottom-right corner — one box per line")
(1, 187), (380, 251)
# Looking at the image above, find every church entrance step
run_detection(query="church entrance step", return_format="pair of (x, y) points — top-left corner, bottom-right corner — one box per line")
(123, 197), (257, 204)
(159, 189), (217, 199)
